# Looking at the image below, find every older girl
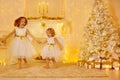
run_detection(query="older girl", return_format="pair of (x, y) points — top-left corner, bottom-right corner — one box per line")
(2, 17), (37, 69)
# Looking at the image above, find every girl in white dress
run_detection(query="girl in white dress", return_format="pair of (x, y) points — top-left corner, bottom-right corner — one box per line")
(2, 17), (37, 69)
(40, 28), (64, 69)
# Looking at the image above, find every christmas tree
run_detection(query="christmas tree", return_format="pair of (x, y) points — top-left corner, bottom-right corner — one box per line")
(79, 0), (120, 61)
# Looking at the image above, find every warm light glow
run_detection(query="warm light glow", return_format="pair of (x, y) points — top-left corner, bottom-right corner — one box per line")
(115, 67), (119, 71)
(62, 44), (79, 63)
(0, 58), (6, 66)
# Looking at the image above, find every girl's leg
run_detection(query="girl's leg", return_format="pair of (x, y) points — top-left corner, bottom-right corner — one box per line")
(44, 57), (50, 69)
(23, 58), (27, 64)
(51, 57), (57, 68)
(18, 58), (22, 69)
(23, 57), (28, 68)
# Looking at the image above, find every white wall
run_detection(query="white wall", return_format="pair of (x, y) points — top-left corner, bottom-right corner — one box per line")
(25, 0), (64, 18)
(0, 0), (24, 31)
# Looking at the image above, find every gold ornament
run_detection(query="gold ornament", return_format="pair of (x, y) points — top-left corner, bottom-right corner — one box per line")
(98, 49), (104, 54)
(103, 43), (108, 48)
(41, 22), (46, 27)
(103, 36), (108, 41)
(89, 50), (94, 54)
(91, 16), (95, 21)
(90, 31), (95, 34)
(104, 21), (107, 25)
(105, 51), (110, 58)
(82, 53), (86, 56)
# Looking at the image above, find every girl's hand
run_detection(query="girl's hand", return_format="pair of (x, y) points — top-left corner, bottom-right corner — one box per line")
(37, 41), (42, 44)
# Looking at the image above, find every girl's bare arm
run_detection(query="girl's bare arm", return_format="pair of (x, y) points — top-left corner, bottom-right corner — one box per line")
(26, 29), (39, 42)
(2, 29), (15, 43)
(26, 29), (44, 44)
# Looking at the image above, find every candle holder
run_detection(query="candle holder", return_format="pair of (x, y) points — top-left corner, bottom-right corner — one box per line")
(38, 2), (48, 19)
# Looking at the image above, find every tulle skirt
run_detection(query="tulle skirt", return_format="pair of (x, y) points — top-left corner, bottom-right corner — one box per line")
(41, 44), (61, 59)
(8, 37), (36, 58)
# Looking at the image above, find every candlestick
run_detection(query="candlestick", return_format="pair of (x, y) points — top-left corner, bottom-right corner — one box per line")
(38, 1), (48, 18)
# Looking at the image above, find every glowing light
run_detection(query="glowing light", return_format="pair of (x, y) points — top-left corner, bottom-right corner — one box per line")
(115, 67), (119, 71)
(62, 45), (79, 63)
(0, 58), (6, 66)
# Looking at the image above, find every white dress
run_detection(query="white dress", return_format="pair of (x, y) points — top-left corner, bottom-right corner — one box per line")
(8, 27), (36, 58)
(41, 36), (64, 61)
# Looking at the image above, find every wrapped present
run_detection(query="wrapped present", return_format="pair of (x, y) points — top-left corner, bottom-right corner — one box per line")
(77, 58), (86, 67)
(87, 61), (95, 69)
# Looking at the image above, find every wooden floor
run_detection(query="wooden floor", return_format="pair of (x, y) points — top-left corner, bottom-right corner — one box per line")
(0, 48), (120, 80)
(0, 60), (119, 80)
(0, 71), (119, 80)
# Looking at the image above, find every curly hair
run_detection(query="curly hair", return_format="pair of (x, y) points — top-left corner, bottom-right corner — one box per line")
(14, 16), (28, 27)
(46, 28), (56, 37)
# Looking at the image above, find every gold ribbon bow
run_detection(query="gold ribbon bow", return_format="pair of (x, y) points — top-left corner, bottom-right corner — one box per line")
(15, 35), (26, 40)
(47, 43), (55, 51)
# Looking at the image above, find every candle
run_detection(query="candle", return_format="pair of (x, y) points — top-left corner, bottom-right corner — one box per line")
(38, 1), (48, 18)
(45, 2), (47, 15)
(38, 2), (44, 15)
(42, 2), (45, 15)
(38, 2), (41, 15)
(38, 2), (40, 16)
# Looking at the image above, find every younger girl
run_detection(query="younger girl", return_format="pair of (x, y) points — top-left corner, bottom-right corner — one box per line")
(2, 17), (37, 69)
(41, 28), (64, 69)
